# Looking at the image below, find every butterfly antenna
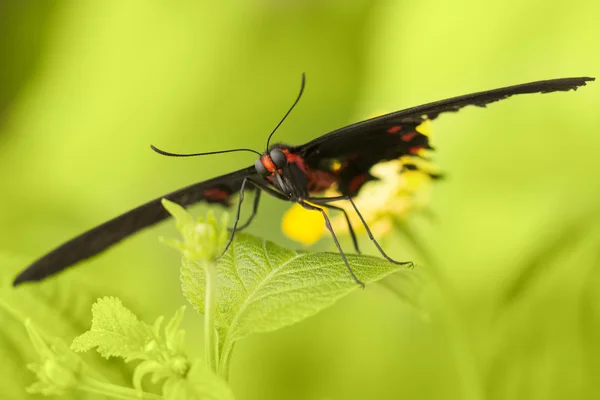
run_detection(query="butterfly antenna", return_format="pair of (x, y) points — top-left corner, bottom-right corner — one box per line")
(265, 73), (306, 151)
(150, 145), (262, 157)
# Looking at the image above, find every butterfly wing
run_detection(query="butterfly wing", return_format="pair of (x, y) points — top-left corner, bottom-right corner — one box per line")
(14, 166), (257, 285)
(295, 77), (593, 195)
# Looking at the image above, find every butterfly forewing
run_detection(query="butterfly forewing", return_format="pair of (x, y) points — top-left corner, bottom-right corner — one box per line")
(294, 77), (594, 196)
(13, 166), (258, 284)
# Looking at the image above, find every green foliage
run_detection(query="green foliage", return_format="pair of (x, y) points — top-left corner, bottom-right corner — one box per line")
(189, 235), (413, 375)
(188, 236), (405, 339)
(24, 319), (161, 399)
(160, 199), (230, 263)
(169, 204), (413, 377)
(16, 204), (414, 399)
(0, 251), (135, 399)
(68, 297), (232, 399)
(71, 298), (190, 391)
(72, 297), (164, 361)
(165, 200), (414, 377)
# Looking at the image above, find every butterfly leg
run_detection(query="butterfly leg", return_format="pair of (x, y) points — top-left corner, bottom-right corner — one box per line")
(221, 177), (253, 256)
(299, 201), (365, 288)
(317, 202), (360, 254)
(221, 178), (287, 257)
(309, 195), (411, 267)
(229, 189), (261, 232)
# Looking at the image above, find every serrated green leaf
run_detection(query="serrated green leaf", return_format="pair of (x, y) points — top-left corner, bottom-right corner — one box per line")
(71, 297), (154, 362)
(25, 319), (164, 400)
(162, 360), (235, 400)
(180, 232), (414, 373)
(71, 298), (192, 395)
(221, 233), (411, 340)
(0, 251), (133, 398)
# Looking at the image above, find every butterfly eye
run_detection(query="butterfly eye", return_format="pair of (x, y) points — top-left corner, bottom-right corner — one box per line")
(254, 159), (269, 177)
(270, 149), (287, 169)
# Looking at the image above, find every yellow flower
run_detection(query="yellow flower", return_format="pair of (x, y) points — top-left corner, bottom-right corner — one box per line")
(281, 202), (328, 245)
(332, 158), (435, 236)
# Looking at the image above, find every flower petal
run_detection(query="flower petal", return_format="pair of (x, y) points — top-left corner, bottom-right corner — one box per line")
(282, 203), (327, 245)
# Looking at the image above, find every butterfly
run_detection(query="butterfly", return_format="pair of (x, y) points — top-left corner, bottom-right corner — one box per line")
(13, 75), (594, 287)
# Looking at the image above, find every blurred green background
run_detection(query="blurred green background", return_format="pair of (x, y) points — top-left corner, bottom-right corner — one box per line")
(1, 1), (599, 399)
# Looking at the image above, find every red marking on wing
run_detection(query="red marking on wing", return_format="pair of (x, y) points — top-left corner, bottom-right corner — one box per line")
(308, 171), (338, 192)
(348, 174), (368, 194)
(387, 125), (403, 134)
(409, 146), (424, 154)
(283, 149), (337, 193)
(203, 188), (229, 201)
(401, 132), (417, 142)
(261, 155), (276, 173)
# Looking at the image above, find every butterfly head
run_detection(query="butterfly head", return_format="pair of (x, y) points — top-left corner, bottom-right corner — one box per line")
(255, 148), (299, 195)
(256, 147), (287, 178)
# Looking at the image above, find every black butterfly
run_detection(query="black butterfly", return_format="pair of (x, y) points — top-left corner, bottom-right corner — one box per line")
(13, 75), (594, 287)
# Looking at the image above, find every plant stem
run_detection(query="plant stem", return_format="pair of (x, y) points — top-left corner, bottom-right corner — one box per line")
(217, 341), (235, 380)
(78, 376), (163, 400)
(203, 260), (219, 374)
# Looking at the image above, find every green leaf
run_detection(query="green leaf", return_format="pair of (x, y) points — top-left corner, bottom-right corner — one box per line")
(0, 251), (133, 397)
(71, 297), (192, 395)
(71, 297), (155, 362)
(163, 360), (235, 400)
(181, 232), (414, 374)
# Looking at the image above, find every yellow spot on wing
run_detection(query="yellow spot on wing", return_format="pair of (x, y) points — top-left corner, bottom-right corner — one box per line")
(416, 120), (432, 137)
(331, 160), (342, 172)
